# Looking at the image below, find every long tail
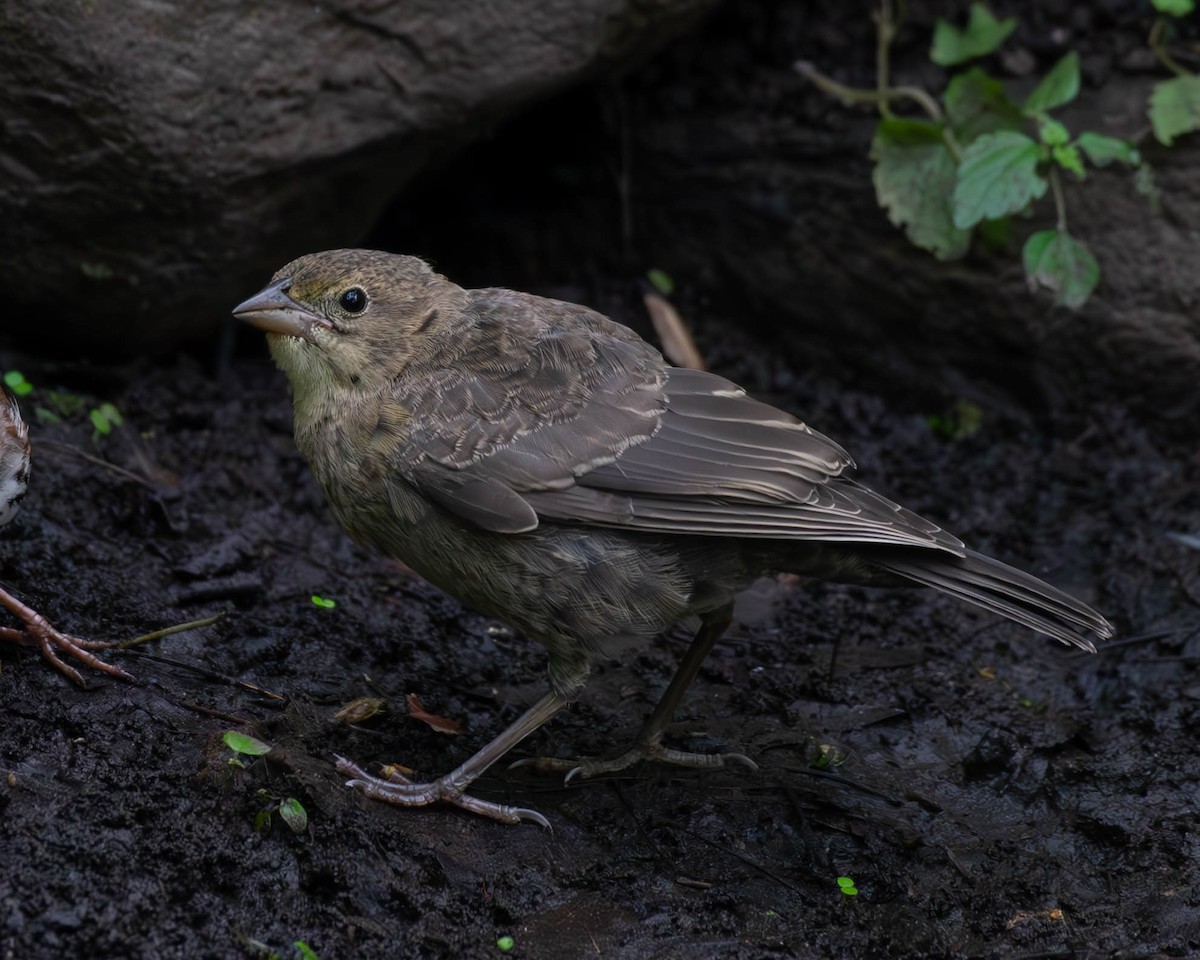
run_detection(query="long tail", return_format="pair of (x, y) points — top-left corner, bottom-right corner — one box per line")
(874, 548), (1112, 652)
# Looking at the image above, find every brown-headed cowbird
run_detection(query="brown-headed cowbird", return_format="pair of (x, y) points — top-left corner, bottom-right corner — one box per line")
(0, 385), (133, 684)
(234, 250), (1112, 827)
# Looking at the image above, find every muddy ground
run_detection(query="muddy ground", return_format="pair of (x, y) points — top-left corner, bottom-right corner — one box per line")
(0, 307), (1196, 959)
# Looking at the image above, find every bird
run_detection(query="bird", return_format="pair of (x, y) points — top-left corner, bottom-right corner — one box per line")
(0, 385), (133, 684)
(234, 249), (1112, 827)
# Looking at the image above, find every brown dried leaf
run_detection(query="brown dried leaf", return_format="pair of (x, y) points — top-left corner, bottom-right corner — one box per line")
(334, 696), (386, 725)
(643, 291), (705, 370)
(406, 692), (463, 735)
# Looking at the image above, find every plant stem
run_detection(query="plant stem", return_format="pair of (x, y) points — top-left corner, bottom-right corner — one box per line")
(795, 61), (944, 123)
(1049, 167), (1068, 232)
(875, 0), (897, 120)
(1149, 18), (1193, 78)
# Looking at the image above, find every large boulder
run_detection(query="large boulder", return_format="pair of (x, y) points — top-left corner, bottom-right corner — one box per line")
(0, 0), (714, 348)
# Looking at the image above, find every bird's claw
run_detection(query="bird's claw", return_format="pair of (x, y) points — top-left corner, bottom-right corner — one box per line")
(0, 615), (135, 686)
(333, 754), (550, 828)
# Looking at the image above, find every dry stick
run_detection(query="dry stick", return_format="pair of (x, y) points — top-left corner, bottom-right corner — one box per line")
(114, 612), (228, 650)
(36, 440), (156, 489)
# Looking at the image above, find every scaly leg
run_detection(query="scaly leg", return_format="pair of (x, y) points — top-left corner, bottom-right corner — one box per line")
(515, 603), (757, 783)
(336, 689), (569, 827)
(0, 587), (134, 685)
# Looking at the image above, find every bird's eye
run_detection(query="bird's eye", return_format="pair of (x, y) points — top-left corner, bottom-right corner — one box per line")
(339, 287), (368, 314)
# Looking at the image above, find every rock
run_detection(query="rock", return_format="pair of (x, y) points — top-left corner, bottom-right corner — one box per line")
(1, 0), (714, 348)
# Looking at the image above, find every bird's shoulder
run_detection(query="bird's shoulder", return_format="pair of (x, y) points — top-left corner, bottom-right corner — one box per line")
(393, 288), (668, 473)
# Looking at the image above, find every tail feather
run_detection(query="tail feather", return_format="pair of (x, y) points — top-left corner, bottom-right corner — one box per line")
(875, 549), (1112, 653)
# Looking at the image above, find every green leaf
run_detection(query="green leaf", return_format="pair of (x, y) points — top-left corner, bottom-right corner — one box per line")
(953, 131), (1048, 229)
(293, 943), (321, 960)
(222, 730), (273, 756)
(943, 68), (1025, 143)
(1023, 230), (1100, 308)
(1075, 132), (1140, 167)
(310, 594), (337, 609)
(931, 4), (1017, 66)
(646, 268), (674, 296)
(278, 797), (308, 833)
(1151, 0), (1194, 15)
(252, 809), (272, 833)
(4, 370), (32, 396)
(871, 118), (971, 260)
(1149, 75), (1200, 146)
(1052, 144), (1086, 178)
(1039, 119), (1070, 147)
(496, 936), (515, 952)
(1023, 52), (1080, 115)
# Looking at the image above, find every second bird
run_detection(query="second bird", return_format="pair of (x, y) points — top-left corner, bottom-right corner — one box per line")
(234, 250), (1112, 827)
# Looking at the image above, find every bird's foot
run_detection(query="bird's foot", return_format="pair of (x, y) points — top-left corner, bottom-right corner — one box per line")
(334, 754), (551, 828)
(0, 595), (135, 686)
(511, 737), (758, 785)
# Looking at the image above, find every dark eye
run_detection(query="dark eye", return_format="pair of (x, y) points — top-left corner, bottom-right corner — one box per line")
(339, 287), (367, 313)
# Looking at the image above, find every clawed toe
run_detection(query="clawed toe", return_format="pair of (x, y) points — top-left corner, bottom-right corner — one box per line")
(0, 607), (134, 685)
(334, 754), (551, 827)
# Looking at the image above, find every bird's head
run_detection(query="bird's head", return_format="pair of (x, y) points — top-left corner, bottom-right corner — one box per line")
(233, 249), (457, 395)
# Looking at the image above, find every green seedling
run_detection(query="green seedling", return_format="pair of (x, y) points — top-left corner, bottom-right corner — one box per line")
(927, 399), (984, 442)
(3, 370), (33, 397)
(254, 789), (309, 835)
(496, 936), (515, 952)
(646, 268), (675, 296)
(222, 729), (272, 769)
(310, 594), (337, 609)
(837, 875), (860, 896)
(89, 402), (123, 439)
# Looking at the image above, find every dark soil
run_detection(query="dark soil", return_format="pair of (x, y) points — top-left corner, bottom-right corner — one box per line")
(4, 3), (1200, 957)
(1, 319), (1196, 959)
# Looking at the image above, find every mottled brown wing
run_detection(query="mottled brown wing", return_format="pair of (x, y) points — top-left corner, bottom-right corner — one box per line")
(392, 290), (962, 555)
(524, 367), (965, 554)
(391, 290), (668, 533)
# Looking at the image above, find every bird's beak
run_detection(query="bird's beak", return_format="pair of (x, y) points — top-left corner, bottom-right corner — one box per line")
(232, 278), (332, 341)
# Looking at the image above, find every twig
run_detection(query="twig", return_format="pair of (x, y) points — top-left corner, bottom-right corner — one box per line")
(114, 612), (228, 650)
(36, 440), (156, 489)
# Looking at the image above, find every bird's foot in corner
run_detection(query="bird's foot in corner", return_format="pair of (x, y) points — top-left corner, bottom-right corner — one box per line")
(0, 589), (134, 686)
(334, 755), (551, 828)
(511, 738), (758, 785)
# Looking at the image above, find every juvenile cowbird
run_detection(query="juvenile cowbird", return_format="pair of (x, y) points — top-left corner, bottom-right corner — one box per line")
(235, 250), (1112, 827)
(0, 385), (133, 684)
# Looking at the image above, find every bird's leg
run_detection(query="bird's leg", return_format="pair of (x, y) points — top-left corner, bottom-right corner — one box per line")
(336, 689), (569, 827)
(0, 587), (134, 686)
(514, 603), (757, 783)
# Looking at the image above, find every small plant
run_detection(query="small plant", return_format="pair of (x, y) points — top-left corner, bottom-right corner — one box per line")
(646, 268), (675, 296)
(222, 729), (272, 769)
(253, 790), (309, 835)
(243, 938), (323, 960)
(220, 731), (309, 834)
(1147, 0), (1200, 145)
(310, 594), (337, 609)
(496, 936), (515, 952)
(89, 401), (123, 440)
(797, 2), (1191, 309)
(3, 370), (33, 397)
(926, 398), (983, 442)
(837, 875), (860, 896)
